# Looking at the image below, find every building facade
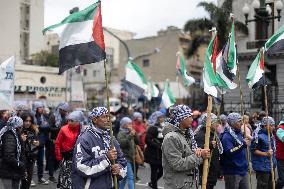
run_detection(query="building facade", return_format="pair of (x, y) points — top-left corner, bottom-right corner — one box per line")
(217, 0), (284, 122)
(118, 26), (191, 101)
(0, 0), (44, 64)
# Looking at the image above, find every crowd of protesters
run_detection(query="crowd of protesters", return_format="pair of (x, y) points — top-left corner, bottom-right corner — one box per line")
(0, 102), (284, 189)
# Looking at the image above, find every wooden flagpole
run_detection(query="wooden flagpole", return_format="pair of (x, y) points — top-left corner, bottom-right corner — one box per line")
(201, 95), (212, 189)
(237, 57), (253, 189)
(262, 48), (275, 189)
(103, 59), (118, 189)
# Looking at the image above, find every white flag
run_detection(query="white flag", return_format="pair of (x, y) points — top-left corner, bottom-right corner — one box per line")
(0, 56), (15, 110)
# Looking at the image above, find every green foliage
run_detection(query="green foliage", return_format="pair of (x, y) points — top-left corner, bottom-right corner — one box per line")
(184, 0), (248, 56)
(31, 51), (59, 67)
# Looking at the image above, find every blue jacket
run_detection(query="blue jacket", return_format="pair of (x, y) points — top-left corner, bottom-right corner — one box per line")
(220, 129), (248, 176)
(251, 129), (276, 172)
(71, 126), (127, 189)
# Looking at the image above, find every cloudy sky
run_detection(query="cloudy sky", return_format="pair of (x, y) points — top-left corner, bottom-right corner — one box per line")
(44, 0), (216, 38)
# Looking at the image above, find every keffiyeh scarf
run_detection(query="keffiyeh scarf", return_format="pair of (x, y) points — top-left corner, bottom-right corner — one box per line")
(0, 116), (23, 166)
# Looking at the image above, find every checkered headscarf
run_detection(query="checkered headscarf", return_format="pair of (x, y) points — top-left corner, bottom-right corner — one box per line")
(170, 105), (192, 127)
(261, 116), (275, 127)
(89, 107), (108, 119)
(227, 113), (242, 126)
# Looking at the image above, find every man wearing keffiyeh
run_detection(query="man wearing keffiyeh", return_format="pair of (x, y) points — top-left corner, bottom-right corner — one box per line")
(220, 112), (250, 189)
(195, 113), (223, 189)
(161, 105), (210, 189)
(251, 116), (276, 189)
(72, 107), (127, 189)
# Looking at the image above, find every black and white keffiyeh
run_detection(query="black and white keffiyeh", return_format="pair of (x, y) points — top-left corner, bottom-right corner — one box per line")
(89, 107), (109, 119)
(170, 105), (192, 127)
(0, 116), (23, 166)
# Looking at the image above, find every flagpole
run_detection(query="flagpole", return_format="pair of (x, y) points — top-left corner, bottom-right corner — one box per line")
(176, 75), (181, 99)
(201, 95), (212, 189)
(237, 56), (253, 189)
(103, 59), (118, 189)
(262, 48), (276, 189)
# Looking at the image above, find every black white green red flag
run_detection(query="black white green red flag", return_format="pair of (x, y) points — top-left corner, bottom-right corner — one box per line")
(43, 1), (106, 74)
(176, 52), (195, 87)
(265, 24), (284, 55)
(246, 48), (265, 89)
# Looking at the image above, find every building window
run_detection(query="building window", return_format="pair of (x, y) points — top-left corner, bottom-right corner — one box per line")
(83, 69), (87, 76)
(105, 48), (114, 68)
(143, 59), (150, 67)
(51, 45), (59, 54)
(93, 70), (97, 77)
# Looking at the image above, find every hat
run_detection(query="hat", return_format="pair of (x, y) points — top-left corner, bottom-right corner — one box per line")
(133, 112), (143, 119)
(227, 113), (242, 126)
(148, 111), (164, 126)
(89, 107), (108, 119)
(170, 105), (192, 127)
(34, 102), (44, 110)
(120, 117), (132, 127)
(7, 116), (23, 128)
(67, 111), (84, 122)
(261, 116), (275, 127)
(200, 113), (218, 127)
(57, 102), (70, 112)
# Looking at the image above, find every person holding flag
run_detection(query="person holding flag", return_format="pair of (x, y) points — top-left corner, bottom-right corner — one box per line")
(72, 107), (127, 189)
(161, 105), (210, 189)
(251, 116), (276, 189)
(220, 113), (250, 189)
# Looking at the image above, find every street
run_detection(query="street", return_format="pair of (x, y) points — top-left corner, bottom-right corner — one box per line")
(33, 163), (258, 189)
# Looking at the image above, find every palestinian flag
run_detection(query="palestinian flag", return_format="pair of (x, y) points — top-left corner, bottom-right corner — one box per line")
(202, 32), (219, 97)
(246, 48), (265, 89)
(146, 79), (159, 100)
(225, 17), (237, 76)
(161, 80), (176, 108)
(176, 52), (195, 86)
(125, 60), (147, 97)
(265, 24), (284, 55)
(43, 1), (106, 74)
(215, 45), (237, 90)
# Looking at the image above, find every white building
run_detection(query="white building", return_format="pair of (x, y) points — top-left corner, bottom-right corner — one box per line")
(0, 0), (44, 64)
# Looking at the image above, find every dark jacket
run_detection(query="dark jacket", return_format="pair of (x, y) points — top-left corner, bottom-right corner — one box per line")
(0, 130), (26, 180)
(251, 129), (277, 172)
(195, 127), (220, 186)
(117, 131), (139, 163)
(220, 129), (248, 176)
(34, 113), (50, 145)
(72, 126), (127, 189)
(144, 124), (163, 165)
(22, 127), (39, 162)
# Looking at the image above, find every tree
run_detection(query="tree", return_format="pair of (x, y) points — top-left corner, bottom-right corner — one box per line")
(184, 0), (248, 56)
(31, 50), (59, 67)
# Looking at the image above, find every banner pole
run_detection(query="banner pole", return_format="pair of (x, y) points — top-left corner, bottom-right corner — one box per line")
(201, 95), (212, 189)
(103, 59), (118, 189)
(262, 48), (275, 189)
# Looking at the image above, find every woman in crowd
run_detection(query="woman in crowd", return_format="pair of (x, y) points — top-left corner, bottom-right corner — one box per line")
(55, 111), (81, 189)
(144, 111), (165, 189)
(0, 116), (26, 189)
(242, 115), (253, 141)
(117, 117), (139, 189)
(20, 112), (40, 189)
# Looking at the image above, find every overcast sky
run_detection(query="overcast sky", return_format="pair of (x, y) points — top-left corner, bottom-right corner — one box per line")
(44, 0), (216, 38)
